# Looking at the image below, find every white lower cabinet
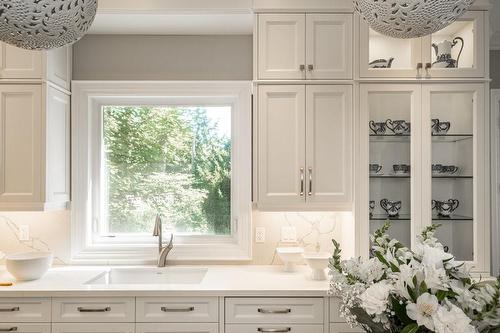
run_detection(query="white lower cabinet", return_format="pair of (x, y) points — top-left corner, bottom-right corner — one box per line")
(52, 323), (134, 333)
(329, 323), (364, 333)
(52, 297), (135, 323)
(0, 324), (50, 333)
(136, 297), (218, 323)
(136, 323), (218, 333)
(0, 298), (51, 323)
(226, 324), (324, 333)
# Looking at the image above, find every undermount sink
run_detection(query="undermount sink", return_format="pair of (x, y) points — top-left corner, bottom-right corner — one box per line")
(85, 267), (208, 285)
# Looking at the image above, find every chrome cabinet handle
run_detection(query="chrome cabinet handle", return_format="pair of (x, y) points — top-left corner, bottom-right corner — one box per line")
(0, 328), (17, 332)
(307, 64), (314, 71)
(77, 306), (111, 313)
(161, 306), (195, 312)
(308, 167), (313, 196)
(425, 62), (432, 76)
(257, 328), (291, 333)
(0, 307), (19, 312)
(417, 62), (423, 76)
(299, 64), (305, 71)
(299, 168), (305, 197)
(258, 308), (292, 314)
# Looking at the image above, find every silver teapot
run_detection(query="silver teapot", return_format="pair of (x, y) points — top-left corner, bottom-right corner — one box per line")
(432, 37), (464, 69)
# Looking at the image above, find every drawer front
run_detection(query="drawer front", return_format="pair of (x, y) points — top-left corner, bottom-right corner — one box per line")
(329, 298), (345, 323)
(0, 324), (50, 333)
(136, 297), (218, 323)
(52, 323), (134, 333)
(226, 324), (323, 333)
(330, 323), (364, 333)
(52, 298), (135, 322)
(225, 298), (323, 324)
(137, 323), (218, 333)
(0, 298), (51, 323)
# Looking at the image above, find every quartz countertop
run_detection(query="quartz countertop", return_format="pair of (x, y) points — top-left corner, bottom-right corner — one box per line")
(0, 265), (331, 297)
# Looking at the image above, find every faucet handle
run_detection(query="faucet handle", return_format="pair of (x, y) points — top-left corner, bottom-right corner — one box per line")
(153, 214), (162, 236)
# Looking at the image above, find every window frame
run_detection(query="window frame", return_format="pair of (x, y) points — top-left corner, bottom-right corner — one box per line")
(71, 81), (252, 263)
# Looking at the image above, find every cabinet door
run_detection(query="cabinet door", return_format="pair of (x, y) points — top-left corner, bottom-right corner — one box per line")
(137, 323), (218, 333)
(45, 87), (71, 209)
(0, 324), (50, 333)
(306, 14), (353, 80)
(257, 85), (306, 209)
(52, 324), (134, 333)
(0, 85), (43, 209)
(258, 14), (306, 80)
(330, 323), (364, 333)
(305, 85), (352, 208)
(0, 43), (43, 79)
(47, 45), (72, 90)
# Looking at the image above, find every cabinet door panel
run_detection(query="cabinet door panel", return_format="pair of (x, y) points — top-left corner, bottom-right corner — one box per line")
(0, 298), (50, 323)
(0, 324), (50, 333)
(0, 43), (43, 79)
(258, 14), (306, 79)
(329, 323), (364, 333)
(137, 323), (218, 333)
(0, 85), (43, 207)
(306, 85), (352, 207)
(52, 324), (134, 333)
(306, 14), (353, 79)
(226, 325), (323, 333)
(257, 85), (306, 209)
(47, 45), (72, 90)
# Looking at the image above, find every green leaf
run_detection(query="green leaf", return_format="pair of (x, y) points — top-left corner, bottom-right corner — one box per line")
(400, 323), (419, 333)
(391, 297), (412, 325)
(374, 251), (390, 267)
(419, 281), (428, 296)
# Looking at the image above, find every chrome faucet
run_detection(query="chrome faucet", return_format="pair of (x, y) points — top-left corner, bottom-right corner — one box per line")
(152, 214), (174, 267)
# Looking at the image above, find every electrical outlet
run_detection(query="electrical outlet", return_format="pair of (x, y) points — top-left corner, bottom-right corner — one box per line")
(19, 225), (30, 241)
(255, 227), (266, 243)
(281, 226), (297, 243)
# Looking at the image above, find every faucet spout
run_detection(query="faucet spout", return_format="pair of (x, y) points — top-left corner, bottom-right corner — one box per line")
(152, 214), (174, 267)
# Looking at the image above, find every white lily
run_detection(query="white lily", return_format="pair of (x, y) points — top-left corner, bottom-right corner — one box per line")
(406, 293), (439, 331)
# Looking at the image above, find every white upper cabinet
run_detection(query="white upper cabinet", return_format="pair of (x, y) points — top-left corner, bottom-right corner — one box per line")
(257, 85), (353, 211)
(306, 14), (353, 80)
(258, 14), (306, 80)
(359, 11), (486, 79)
(257, 13), (353, 80)
(0, 42), (72, 89)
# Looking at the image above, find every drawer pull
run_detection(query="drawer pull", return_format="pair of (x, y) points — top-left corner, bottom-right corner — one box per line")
(161, 306), (195, 312)
(258, 308), (292, 314)
(0, 307), (19, 312)
(77, 306), (111, 313)
(258, 328), (291, 333)
(0, 328), (17, 332)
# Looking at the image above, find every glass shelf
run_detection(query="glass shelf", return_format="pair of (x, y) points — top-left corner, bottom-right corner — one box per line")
(370, 175), (410, 179)
(432, 215), (473, 221)
(370, 134), (410, 142)
(370, 214), (473, 221)
(432, 134), (473, 142)
(432, 175), (473, 179)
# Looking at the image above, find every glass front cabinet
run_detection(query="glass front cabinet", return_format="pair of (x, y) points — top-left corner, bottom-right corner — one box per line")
(359, 11), (485, 78)
(358, 83), (490, 273)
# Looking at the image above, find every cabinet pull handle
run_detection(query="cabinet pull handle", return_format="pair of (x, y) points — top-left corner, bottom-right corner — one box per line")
(416, 62), (423, 76)
(0, 328), (17, 332)
(258, 308), (292, 314)
(161, 306), (195, 312)
(307, 64), (314, 71)
(425, 62), (432, 76)
(0, 307), (19, 312)
(307, 168), (312, 196)
(299, 64), (305, 71)
(299, 168), (305, 197)
(77, 306), (111, 313)
(257, 328), (291, 333)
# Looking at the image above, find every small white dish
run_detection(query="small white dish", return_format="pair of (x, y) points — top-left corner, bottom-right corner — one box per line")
(6, 251), (53, 281)
(303, 252), (331, 281)
(276, 247), (304, 272)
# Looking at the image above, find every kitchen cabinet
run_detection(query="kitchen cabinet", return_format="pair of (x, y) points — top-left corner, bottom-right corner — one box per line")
(0, 84), (71, 211)
(136, 323), (219, 333)
(0, 324), (51, 333)
(258, 14), (353, 80)
(256, 85), (352, 211)
(52, 324), (134, 333)
(329, 323), (364, 333)
(357, 83), (489, 273)
(359, 11), (485, 78)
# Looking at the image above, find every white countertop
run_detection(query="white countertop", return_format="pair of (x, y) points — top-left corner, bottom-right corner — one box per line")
(0, 265), (331, 297)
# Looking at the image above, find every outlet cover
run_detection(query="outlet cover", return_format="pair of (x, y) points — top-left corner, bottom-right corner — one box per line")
(255, 227), (266, 243)
(281, 226), (297, 243)
(19, 225), (30, 241)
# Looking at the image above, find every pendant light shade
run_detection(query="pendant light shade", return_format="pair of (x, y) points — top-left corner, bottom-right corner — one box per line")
(354, 0), (475, 39)
(0, 0), (98, 50)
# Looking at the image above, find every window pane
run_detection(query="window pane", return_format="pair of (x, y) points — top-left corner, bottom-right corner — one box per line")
(102, 106), (231, 235)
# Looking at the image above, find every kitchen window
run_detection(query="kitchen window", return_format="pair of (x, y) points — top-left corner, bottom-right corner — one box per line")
(71, 82), (252, 263)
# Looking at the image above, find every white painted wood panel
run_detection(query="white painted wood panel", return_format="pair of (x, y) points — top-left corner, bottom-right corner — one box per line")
(305, 85), (352, 208)
(136, 297), (218, 323)
(136, 323), (218, 333)
(0, 298), (51, 323)
(329, 323), (364, 333)
(0, 324), (50, 333)
(258, 14), (306, 79)
(257, 85), (306, 208)
(52, 323), (134, 333)
(226, 324), (324, 333)
(0, 85), (43, 207)
(328, 298), (345, 323)
(0, 43), (43, 79)
(46, 45), (72, 90)
(306, 14), (353, 79)
(225, 298), (323, 324)
(52, 298), (135, 323)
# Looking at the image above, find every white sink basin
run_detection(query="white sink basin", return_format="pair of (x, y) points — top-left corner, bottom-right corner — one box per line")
(85, 267), (208, 285)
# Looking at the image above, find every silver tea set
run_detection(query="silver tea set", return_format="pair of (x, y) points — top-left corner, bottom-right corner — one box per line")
(370, 119), (452, 136)
(370, 163), (410, 176)
(369, 199), (403, 217)
(432, 199), (460, 217)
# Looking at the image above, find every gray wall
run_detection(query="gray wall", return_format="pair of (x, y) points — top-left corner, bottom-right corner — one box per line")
(73, 35), (253, 80)
(492, 50), (500, 89)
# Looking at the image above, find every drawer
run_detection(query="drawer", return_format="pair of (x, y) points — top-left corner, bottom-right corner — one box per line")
(225, 298), (323, 324)
(52, 298), (135, 322)
(0, 324), (50, 333)
(329, 298), (345, 323)
(0, 298), (51, 323)
(225, 324), (323, 333)
(52, 323), (134, 333)
(137, 323), (218, 333)
(330, 323), (364, 333)
(136, 297), (218, 323)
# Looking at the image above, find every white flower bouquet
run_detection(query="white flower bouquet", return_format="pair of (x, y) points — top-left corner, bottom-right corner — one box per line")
(329, 222), (500, 333)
